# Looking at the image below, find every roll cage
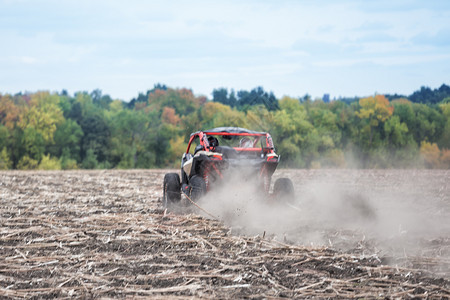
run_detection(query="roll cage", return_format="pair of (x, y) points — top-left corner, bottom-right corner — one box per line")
(186, 127), (277, 159)
(162, 127), (294, 208)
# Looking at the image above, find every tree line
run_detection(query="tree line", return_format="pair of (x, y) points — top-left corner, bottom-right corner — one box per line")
(0, 84), (449, 170)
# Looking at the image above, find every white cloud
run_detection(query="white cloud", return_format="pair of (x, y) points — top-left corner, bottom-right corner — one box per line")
(19, 56), (38, 64)
(0, 0), (449, 99)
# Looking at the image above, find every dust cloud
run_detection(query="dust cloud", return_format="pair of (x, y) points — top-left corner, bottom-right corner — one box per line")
(195, 169), (450, 275)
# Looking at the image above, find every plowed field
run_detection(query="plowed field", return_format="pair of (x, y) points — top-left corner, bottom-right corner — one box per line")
(1, 169), (449, 298)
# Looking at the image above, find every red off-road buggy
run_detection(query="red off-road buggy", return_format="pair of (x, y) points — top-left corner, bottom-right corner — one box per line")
(163, 127), (294, 208)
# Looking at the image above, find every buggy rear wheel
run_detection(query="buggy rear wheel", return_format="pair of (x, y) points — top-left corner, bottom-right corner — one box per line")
(273, 178), (295, 204)
(189, 175), (206, 202)
(163, 173), (181, 208)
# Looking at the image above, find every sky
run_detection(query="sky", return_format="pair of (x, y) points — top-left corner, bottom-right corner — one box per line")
(1, 0), (449, 101)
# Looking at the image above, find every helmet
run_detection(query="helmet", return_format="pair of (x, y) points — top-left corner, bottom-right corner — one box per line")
(207, 136), (219, 148)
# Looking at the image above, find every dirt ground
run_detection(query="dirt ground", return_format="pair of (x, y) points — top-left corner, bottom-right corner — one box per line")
(0, 169), (449, 299)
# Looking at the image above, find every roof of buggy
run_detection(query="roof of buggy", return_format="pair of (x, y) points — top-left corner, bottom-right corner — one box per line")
(191, 127), (267, 136)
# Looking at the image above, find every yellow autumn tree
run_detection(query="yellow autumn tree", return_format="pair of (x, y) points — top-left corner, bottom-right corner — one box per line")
(17, 92), (64, 143)
(201, 102), (247, 129)
(0, 94), (20, 130)
(356, 95), (394, 147)
(420, 141), (441, 168)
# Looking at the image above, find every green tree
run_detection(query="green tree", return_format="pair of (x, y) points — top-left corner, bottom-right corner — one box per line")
(0, 147), (12, 169)
(409, 84), (450, 104)
(108, 109), (157, 168)
(90, 89), (112, 110)
(307, 101), (341, 152)
(237, 87), (279, 111)
(329, 100), (358, 149)
(0, 125), (10, 151)
(21, 127), (45, 161)
(411, 103), (445, 145)
(75, 91), (98, 116)
(60, 148), (79, 170)
(50, 119), (84, 162)
(80, 114), (110, 164)
(66, 101), (83, 123)
(384, 115), (409, 147)
(82, 148), (98, 169)
(439, 103), (450, 148)
(212, 88), (237, 107)
(271, 97), (317, 167)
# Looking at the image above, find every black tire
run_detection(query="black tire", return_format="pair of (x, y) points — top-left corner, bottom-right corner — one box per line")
(163, 173), (181, 208)
(273, 178), (295, 203)
(189, 175), (206, 202)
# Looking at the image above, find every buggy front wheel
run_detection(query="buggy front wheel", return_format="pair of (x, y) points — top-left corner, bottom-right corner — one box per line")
(163, 173), (181, 208)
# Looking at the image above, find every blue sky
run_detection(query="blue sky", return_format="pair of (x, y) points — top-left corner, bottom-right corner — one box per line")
(1, 0), (449, 101)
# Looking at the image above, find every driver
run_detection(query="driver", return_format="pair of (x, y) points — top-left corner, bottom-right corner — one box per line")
(207, 136), (219, 150)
